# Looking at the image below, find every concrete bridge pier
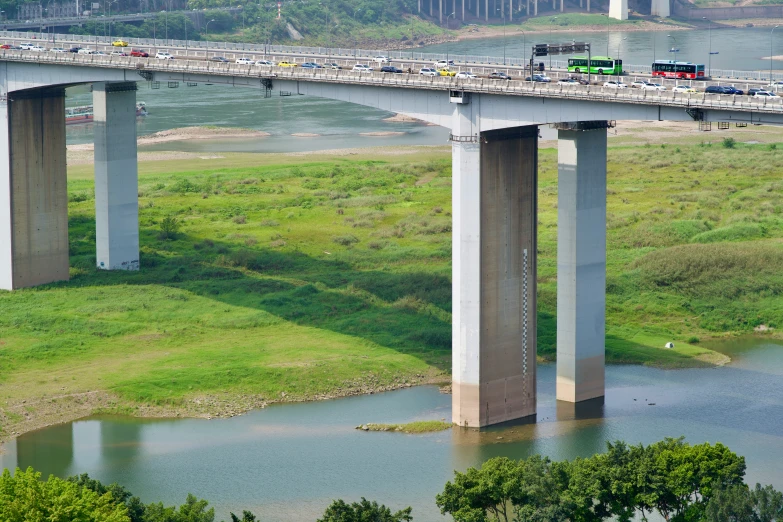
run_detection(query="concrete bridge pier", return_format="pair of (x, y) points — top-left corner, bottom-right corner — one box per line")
(93, 82), (140, 271)
(555, 121), (608, 404)
(609, 0), (629, 19)
(451, 96), (538, 428)
(650, 0), (670, 17)
(0, 87), (69, 290)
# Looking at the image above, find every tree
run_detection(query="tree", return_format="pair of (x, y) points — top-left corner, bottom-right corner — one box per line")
(229, 511), (257, 522)
(318, 498), (413, 522)
(159, 214), (181, 240)
(0, 467), (130, 522)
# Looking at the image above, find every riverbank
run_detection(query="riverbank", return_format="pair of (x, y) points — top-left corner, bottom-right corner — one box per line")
(4, 138), (783, 448)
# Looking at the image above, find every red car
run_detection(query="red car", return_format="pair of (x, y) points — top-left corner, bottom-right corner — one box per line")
(130, 49), (149, 57)
(0, 44), (11, 49)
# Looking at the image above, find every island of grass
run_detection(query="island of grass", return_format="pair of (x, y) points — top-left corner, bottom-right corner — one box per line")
(2, 126), (783, 443)
(358, 421), (452, 433)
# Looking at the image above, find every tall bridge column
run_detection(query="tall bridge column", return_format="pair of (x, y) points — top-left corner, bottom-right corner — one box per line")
(650, 0), (670, 17)
(0, 88), (69, 290)
(451, 95), (538, 428)
(555, 121), (607, 404)
(609, 0), (628, 19)
(93, 82), (139, 271)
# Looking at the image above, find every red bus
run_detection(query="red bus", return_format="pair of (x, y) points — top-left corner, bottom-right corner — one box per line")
(651, 60), (706, 79)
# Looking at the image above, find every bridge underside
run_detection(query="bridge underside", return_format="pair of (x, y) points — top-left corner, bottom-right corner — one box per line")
(2, 63), (782, 425)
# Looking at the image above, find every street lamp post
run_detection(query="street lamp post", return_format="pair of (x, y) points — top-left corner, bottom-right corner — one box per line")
(667, 34), (678, 60)
(602, 13), (610, 56)
(206, 17), (215, 56)
(616, 36), (626, 63)
(772, 25), (780, 85)
(549, 16), (557, 69)
(352, 7), (362, 58)
(702, 16), (713, 77)
(496, 8), (506, 65)
(446, 11), (455, 64)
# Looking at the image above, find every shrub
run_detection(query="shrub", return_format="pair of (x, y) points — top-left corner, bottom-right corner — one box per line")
(233, 215), (247, 224)
(722, 137), (736, 149)
(332, 235), (359, 246)
(159, 215), (180, 240)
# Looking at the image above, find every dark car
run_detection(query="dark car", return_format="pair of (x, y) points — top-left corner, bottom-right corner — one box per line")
(748, 88), (763, 96)
(301, 62), (322, 68)
(209, 56), (229, 63)
(380, 66), (403, 73)
(69, 46), (81, 53)
(489, 71), (511, 80)
(723, 86), (744, 95)
(705, 85), (731, 94)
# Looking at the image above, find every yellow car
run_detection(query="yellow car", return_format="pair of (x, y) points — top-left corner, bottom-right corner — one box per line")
(112, 40), (129, 47)
(277, 61), (298, 67)
(438, 68), (456, 77)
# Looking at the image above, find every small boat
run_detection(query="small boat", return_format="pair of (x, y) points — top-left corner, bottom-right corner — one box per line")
(65, 102), (148, 125)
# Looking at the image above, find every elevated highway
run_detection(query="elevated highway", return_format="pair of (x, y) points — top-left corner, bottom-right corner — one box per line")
(1, 49), (780, 428)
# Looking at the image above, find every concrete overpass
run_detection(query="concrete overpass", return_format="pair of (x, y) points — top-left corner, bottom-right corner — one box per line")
(1, 51), (781, 427)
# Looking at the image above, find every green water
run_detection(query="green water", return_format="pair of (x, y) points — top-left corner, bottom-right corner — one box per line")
(3, 342), (783, 521)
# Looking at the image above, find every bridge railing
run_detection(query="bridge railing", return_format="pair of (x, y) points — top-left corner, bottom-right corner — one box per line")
(2, 49), (782, 114)
(0, 32), (781, 83)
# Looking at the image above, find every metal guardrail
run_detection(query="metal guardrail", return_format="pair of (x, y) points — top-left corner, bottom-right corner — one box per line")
(2, 50), (782, 115)
(1, 30), (782, 83)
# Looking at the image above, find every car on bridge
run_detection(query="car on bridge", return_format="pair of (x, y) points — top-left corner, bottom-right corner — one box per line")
(558, 78), (580, 85)
(236, 57), (255, 65)
(455, 71), (477, 79)
(419, 67), (438, 76)
(672, 85), (698, 93)
(50, 47), (68, 53)
(630, 80), (647, 88)
(603, 81), (628, 89)
(491, 72), (512, 80)
(754, 90), (779, 98)
(19, 42), (34, 50)
(210, 56), (229, 63)
(373, 56), (390, 64)
(112, 40), (129, 47)
(30, 45), (47, 52)
(109, 50), (128, 56)
(0, 44), (10, 49)
(352, 64), (374, 72)
(77, 48), (94, 55)
(641, 82), (666, 91)
(301, 62), (323, 68)
(323, 62), (341, 69)
(130, 49), (149, 57)
(277, 61), (298, 67)
(380, 66), (403, 73)
(434, 59), (454, 68)
(155, 51), (174, 60)
(255, 60), (275, 66)
(524, 74), (549, 82)
(438, 68), (457, 77)
(68, 46), (82, 53)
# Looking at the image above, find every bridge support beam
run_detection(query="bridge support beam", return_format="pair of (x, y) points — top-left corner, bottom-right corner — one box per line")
(555, 121), (607, 404)
(93, 82), (139, 271)
(0, 88), (69, 291)
(650, 0), (670, 17)
(451, 99), (538, 428)
(609, 0), (628, 19)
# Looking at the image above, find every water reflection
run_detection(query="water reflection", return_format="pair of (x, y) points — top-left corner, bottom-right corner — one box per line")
(3, 344), (783, 521)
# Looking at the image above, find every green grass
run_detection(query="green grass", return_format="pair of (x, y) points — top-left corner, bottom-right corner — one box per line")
(362, 420), (452, 433)
(2, 141), (783, 412)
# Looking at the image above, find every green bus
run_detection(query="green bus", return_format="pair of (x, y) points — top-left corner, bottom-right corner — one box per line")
(567, 56), (623, 75)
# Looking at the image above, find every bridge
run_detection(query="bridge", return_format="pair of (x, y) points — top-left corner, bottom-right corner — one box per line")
(1, 51), (781, 428)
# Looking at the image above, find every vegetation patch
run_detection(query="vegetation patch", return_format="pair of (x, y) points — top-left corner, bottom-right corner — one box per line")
(357, 420), (452, 433)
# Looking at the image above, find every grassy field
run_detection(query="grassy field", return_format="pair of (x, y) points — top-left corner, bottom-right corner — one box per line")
(2, 140), (783, 433)
(361, 420), (452, 433)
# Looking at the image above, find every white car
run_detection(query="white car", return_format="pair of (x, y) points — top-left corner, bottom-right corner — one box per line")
(109, 50), (126, 56)
(323, 62), (342, 69)
(50, 47), (68, 53)
(19, 42), (34, 50)
(77, 48), (94, 54)
(30, 45), (47, 52)
(93, 51), (107, 56)
(236, 57), (255, 65)
(434, 59), (454, 68)
(155, 52), (174, 60)
(641, 83), (666, 91)
(255, 60), (275, 66)
(373, 56), (390, 64)
(672, 85), (697, 93)
(630, 80), (647, 88)
(754, 90), (779, 98)
(455, 71), (477, 79)
(603, 81), (628, 89)
(420, 67), (438, 76)
(352, 63), (373, 72)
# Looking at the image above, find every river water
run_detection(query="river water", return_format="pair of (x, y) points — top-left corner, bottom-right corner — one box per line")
(63, 27), (782, 153)
(2, 341), (782, 521)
